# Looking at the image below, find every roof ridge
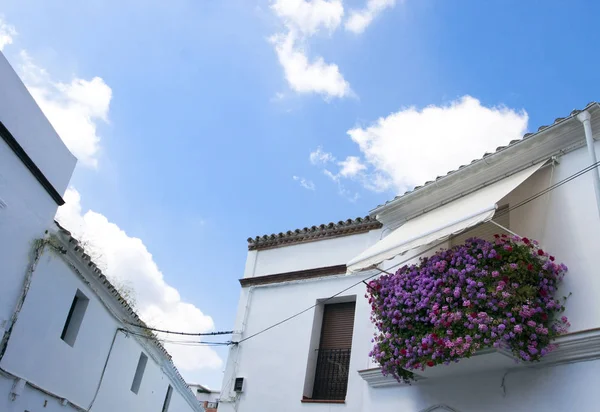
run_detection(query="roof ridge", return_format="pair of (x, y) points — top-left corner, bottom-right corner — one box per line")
(247, 216), (382, 250)
(52, 221), (195, 401)
(371, 101), (599, 212)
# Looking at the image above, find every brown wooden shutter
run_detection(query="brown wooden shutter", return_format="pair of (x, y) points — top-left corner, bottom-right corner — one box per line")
(319, 302), (356, 349)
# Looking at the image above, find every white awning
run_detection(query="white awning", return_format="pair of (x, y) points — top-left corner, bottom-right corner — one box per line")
(347, 162), (546, 272)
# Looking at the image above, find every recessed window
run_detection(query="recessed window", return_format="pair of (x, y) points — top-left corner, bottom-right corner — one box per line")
(306, 301), (355, 401)
(161, 385), (173, 412)
(131, 352), (148, 394)
(61, 290), (89, 347)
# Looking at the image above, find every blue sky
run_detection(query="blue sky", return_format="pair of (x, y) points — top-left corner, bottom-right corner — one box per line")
(1, 0), (600, 388)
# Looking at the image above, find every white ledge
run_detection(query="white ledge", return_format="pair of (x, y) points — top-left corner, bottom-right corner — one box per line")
(359, 328), (600, 387)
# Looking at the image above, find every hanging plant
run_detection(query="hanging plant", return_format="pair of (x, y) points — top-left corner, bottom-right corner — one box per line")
(366, 235), (569, 383)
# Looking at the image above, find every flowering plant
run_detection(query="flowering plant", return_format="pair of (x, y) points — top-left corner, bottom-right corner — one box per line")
(367, 235), (569, 383)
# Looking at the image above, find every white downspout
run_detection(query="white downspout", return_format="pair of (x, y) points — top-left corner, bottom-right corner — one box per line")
(577, 110), (600, 219)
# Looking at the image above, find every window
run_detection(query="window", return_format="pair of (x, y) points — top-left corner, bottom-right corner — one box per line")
(61, 290), (89, 347)
(161, 385), (173, 412)
(451, 204), (510, 247)
(305, 301), (356, 401)
(130, 352), (148, 394)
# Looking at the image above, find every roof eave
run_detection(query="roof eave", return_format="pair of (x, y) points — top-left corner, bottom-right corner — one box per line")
(371, 102), (600, 225)
(50, 222), (203, 411)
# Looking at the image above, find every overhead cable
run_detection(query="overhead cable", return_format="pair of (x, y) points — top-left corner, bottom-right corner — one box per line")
(234, 160), (600, 345)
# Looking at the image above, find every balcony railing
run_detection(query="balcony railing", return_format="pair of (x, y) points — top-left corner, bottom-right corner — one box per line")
(312, 348), (351, 400)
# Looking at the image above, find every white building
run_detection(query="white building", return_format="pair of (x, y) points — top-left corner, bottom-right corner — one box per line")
(188, 384), (220, 411)
(0, 52), (202, 412)
(220, 103), (600, 412)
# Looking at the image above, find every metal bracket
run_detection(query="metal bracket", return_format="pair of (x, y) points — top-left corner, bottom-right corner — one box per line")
(490, 220), (521, 238)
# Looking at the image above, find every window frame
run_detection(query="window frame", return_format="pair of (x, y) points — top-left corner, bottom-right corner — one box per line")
(302, 295), (356, 402)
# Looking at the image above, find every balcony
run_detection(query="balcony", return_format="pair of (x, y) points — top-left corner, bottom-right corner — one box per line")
(311, 348), (351, 401)
(358, 329), (600, 388)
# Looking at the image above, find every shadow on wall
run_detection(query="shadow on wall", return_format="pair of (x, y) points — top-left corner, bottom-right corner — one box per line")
(366, 360), (600, 412)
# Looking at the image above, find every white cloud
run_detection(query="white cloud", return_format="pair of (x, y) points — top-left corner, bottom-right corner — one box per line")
(309, 146), (336, 164)
(271, 32), (351, 99)
(345, 0), (396, 34)
(0, 17), (16, 50)
(338, 155), (366, 177)
(346, 96), (529, 193)
(17, 51), (111, 168)
(311, 150), (366, 200)
(269, 0), (351, 99)
(56, 188), (222, 377)
(271, 0), (344, 36)
(323, 169), (360, 202)
(271, 91), (286, 102)
(293, 175), (316, 190)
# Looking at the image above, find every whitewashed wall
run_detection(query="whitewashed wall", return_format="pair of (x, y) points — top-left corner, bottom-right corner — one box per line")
(221, 273), (373, 412)
(220, 141), (600, 412)
(0, 244), (200, 412)
(247, 230), (381, 278)
(0, 51), (76, 336)
(0, 375), (76, 412)
(362, 360), (600, 412)
(188, 385), (220, 403)
(502, 141), (600, 332)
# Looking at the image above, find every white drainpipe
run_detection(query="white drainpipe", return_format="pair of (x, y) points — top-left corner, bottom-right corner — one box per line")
(577, 110), (600, 219)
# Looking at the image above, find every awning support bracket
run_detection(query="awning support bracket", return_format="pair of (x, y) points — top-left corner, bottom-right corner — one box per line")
(489, 220), (521, 239)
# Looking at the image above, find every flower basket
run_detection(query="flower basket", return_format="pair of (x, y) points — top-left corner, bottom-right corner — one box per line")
(366, 236), (569, 383)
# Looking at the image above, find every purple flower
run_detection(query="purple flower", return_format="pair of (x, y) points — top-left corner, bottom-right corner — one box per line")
(365, 236), (568, 382)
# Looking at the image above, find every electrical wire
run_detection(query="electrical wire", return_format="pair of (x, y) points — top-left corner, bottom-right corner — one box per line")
(235, 160), (600, 345)
(113, 160), (600, 346)
(125, 330), (232, 346)
(123, 321), (234, 336)
(235, 242), (443, 344)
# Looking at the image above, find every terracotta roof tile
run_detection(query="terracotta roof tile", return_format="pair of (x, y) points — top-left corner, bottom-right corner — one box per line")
(53, 221), (192, 393)
(247, 216), (382, 250)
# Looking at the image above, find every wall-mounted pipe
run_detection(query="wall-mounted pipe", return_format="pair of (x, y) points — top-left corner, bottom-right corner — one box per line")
(577, 111), (600, 219)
